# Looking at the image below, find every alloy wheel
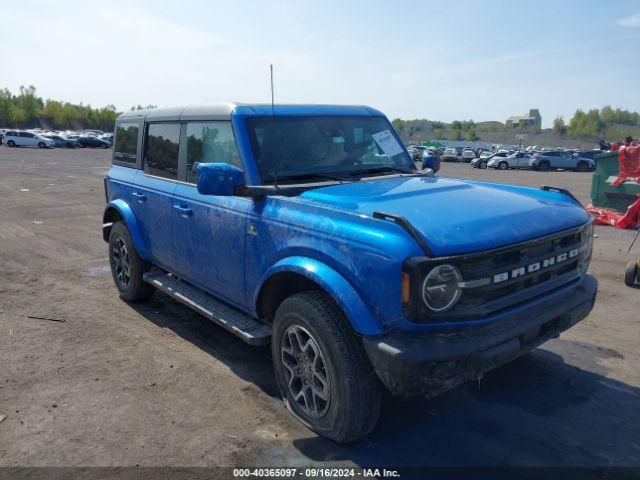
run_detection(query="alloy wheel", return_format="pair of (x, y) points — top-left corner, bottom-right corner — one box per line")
(112, 237), (131, 288)
(281, 324), (331, 418)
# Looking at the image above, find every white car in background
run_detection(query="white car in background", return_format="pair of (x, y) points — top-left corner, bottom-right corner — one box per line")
(3, 130), (55, 148)
(441, 147), (459, 162)
(460, 148), (476, 163)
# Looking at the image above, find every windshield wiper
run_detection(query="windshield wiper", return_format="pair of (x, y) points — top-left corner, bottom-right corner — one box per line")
(350, 166), (416, 177)
(270, 172), (351, 183)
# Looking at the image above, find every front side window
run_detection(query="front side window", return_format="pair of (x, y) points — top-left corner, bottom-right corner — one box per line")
(114, 122), (139, 164)
(246, 116), (413, 183)
(185, 121), (241, 184)
(144, 123), (180, 179)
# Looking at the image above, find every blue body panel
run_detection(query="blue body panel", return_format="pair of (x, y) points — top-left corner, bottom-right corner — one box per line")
(130, 173), (176, 270)
(299, 176), (590, 255)
(172, 184), (251, 308)
(104, 104), (591, 336)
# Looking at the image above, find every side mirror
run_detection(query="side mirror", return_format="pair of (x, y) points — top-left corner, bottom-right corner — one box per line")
(196, 163), (245, 196)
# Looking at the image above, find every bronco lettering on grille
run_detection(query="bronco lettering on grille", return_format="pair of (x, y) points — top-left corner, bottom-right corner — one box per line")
(493, 248), (580, 284)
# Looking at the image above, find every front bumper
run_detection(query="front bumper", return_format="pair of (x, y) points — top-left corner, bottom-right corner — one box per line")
(363, 273), (597, 397)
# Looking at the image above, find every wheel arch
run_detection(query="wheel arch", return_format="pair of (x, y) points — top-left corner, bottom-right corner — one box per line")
(102, 199), (150, 260)
(254, 257), (383, 336)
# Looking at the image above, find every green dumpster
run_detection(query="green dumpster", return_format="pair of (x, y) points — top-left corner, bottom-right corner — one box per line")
(590, 151), (640, 212)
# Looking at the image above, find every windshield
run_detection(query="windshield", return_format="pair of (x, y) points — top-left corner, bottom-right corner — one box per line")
(246, 116), (414, 182)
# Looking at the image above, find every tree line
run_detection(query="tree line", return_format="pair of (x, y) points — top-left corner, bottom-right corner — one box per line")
(393, 105), (640, 142)
(0, 86), (120, 131)
(553, 106), (640, 139)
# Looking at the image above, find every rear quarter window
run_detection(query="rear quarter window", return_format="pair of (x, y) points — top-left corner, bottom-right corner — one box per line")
(144, 123), (180, 180)
(114, 123), (139, 164)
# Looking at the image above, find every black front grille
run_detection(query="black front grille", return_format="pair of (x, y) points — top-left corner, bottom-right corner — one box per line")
(404, 224), (592, 323)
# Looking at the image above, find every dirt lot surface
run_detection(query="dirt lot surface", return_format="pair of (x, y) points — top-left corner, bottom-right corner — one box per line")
(0, 148), (638, 468)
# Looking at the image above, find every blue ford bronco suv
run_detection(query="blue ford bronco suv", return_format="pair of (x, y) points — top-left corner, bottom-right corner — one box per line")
(103, 104), (597, 443)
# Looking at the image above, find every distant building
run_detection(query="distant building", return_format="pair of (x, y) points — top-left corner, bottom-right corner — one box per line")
(506, 109), (541, 128)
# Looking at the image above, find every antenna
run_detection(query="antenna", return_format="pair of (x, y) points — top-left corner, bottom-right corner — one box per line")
(270, 64), (279, 189)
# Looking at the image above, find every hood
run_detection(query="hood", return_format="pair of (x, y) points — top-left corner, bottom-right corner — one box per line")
(298, 176), (589, 256)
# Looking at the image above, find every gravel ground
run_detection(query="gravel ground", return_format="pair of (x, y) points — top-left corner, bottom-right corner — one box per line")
(0, 148), (638, 468)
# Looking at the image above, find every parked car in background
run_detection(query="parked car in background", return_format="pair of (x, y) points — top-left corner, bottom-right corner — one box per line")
(575, 150), (602, 160)
(530, 151), (595, 172)
(442, 147), (459, 162)
(488, 151), (531, 170)
(76, 136), (112, 148)
(460, 148), (476, 163)
(410, 145), (427, 161)
(472, 150), (510, 169)
(3, 131), (55, 148)
(44, 135), (81, 148)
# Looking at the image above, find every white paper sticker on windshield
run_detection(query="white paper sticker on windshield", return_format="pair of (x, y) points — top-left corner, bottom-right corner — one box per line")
(372, 130), (403, 158)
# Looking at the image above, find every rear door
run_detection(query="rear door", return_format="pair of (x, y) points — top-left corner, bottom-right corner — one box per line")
(172, 120), (251, 307)
(132, 122), (181, 270)
(19, 132), (36, 146)
(514, 152), (526, 168)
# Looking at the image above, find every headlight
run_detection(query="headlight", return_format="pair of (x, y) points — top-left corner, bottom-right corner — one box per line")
(421, 264), (462, 312)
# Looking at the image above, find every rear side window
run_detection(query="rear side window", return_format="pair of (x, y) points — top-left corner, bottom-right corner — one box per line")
(144, 123), (180, 180)
(114, 122), (139, 164)
(185, 121), (242, 184)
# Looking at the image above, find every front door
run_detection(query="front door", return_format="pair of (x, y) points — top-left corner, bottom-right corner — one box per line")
(172, 120), (250, 308)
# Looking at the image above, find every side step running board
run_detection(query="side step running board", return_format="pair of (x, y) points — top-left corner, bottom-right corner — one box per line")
(143, 272), (271, 346)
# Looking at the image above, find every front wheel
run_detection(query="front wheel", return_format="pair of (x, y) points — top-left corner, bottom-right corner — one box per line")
(498, 161), (509, 170)
(624, 262), (639, 287)
(38, 141), (46, 148)
(479, 161), (487, 169)
(7, 140), (15, 147)
(272, 291), (381, 443)
(108, 221), (155, 302)
(539, 161), (551, 171)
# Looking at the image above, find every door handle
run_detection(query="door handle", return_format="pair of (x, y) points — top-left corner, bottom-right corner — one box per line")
(173, 205), (193, 218)
(132, 192), (147, 203)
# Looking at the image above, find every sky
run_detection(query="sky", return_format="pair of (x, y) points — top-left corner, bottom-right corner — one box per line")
(1, 0), (640, 127)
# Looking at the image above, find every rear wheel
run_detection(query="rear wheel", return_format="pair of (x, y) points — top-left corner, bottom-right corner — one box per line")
(498, 161), (509, 170)
(577, 161), (589, 172)
(108, 221), (155, 302)
(624, 262), (639, 287)
(539, 161), (551, 171)
(272, 291), (381, 443)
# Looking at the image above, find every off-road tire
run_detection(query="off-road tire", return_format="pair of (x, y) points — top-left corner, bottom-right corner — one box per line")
(498, 161), (509, 170)
(108, 221), (155, 302)
(7, 140), (15, 147)
(272, 291), (381, 443)
(624, 261), (638, 287)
